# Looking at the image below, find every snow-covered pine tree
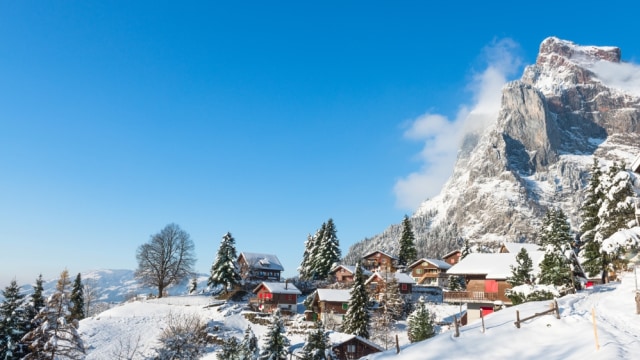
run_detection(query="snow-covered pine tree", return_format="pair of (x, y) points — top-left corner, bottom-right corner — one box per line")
(580, 159), (605, 278)
(217, 337), (241, 360)
(259, 309), (290, 360)
(313, 219), (341, 280)
(239, 325), (259, 360)
(189, 276), (198, 295)
(298, 233), (318, 280)
(447, 275), (466, 291)
(0, 280), (30, 359)
(508, 248), (534, 286)
(460, 239), (472, 259)
(398, 215), (417, 266)
(298, 321), (329, 360)
(208, 232), (242, 294)
(341, 263), (370, 339)
(538, 209), (573, 289)
(27, 275), (45, 322)
(69, 273), (85, 322)
(22, 269), (85, 359)
(407, 296), (435, 343)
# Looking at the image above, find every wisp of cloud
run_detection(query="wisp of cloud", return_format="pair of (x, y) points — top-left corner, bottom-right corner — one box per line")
(394, 38), (523, 210)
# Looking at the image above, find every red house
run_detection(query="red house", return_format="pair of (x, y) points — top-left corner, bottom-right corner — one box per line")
(251, 281), (301, 314)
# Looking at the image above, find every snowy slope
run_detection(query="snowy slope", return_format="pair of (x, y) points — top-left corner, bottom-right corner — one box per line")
(78, 270), (640, 359)
(365, 271), (640, 359)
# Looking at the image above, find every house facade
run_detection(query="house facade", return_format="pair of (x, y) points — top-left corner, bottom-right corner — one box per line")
(361, 251), (399, 273)
(442, 250), (462, 266)
(251, 281), (301, 314)
(329, 265), (372, 284)
(366, 271), (415, 300)
(407, 258), (451, 287)
(443, 252), (544, 324)
(304, 288), (351, 328)
(328, 333), (384, 360)
(238, 252), (284, 282)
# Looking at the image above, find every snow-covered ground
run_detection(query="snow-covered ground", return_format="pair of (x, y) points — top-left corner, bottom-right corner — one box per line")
(79, 270), (640, 359)
(365, 270), (640, 360)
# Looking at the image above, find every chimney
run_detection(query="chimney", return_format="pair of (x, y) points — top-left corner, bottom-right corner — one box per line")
(285, 279), (288, 290)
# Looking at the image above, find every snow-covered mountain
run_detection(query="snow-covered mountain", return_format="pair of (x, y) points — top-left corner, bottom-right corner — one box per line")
(12, 269), (210, 304)
(345, 37), (640, 262)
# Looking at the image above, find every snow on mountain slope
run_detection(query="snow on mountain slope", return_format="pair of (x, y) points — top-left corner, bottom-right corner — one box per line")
(365, 270), (640, 360)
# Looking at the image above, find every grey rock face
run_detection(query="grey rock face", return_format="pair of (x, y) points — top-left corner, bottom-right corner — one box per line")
(346, 37), (640, 260)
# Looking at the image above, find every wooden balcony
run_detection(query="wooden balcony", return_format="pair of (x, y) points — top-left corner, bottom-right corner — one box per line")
(443, 291), (504, 304)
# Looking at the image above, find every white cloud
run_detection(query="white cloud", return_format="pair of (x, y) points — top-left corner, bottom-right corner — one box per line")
(394, 38), (522, 210)
(591, 60), (640, 97)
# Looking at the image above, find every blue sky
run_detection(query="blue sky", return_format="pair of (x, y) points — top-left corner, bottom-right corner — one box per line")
(2, 1), (640, 287)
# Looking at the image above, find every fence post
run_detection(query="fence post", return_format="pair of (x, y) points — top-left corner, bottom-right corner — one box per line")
(480, 311), (485, 333)
(591, 307), (600, 351)
(554, 299), (560, 319)
(395, 334), (400, 354)
(515, 310), (520, 328)
(453, 315), (460, 337)
(635, 292), (640, 315)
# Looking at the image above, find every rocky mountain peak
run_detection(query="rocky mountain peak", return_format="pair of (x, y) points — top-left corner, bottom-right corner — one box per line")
(537, 37), (621, 66)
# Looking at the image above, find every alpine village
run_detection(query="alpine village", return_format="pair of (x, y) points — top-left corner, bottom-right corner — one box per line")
(3, 37), (640, 359)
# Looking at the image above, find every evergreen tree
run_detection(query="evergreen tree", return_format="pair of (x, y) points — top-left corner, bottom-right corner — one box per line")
(298, 233), (318, 280)
(239, 325), (259, 360)
(259, 309), (290, 360)
(208, 232), (242, 294)
(298, 321), (329, 360)
(217, 337), (241, 360)
(407, 297), (435, 343)
(69, 273), (85, 322)
(508, 248), (534, 286)
(0, 280), (30, 359)
(398, 215), (418, 266)
(580, 159), (605, 277)
(341, 263), (370, 339)
(313, 219), (341, 280)
(22, 269), (85, 359)
(538, 209), (573, 288)
(447, 275), (466, 291)
(460, 239), (472, 259)
(188, 276), (198, 295)
(29, 275), (45, 319)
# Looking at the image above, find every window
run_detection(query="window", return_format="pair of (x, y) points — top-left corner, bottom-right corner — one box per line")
(342, 303), (348, 310)
(401, 284), (407, 291)
(416, 269), (423, 274)
(347, 345), (356, 353)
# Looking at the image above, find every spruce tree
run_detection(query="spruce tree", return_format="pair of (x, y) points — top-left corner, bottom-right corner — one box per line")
(298, 233), (318, 280)
(208, 232), (242, 294)
(239, 325), (259, 360)
(22, 269), (85, 359)
(398, 215), (418, 266)
(313, 219), (341, 280)
(189, 276), (198, 295)
(298, 321), (329, 360)
(69, 273), (85, 322)
(460, 239), (472, 259)
(259, 309), (290, 360)
(538, 209), (573, 288)
(580, 158), (605, 277)
(341, 263), (370, 339)
(0, 280), (30, 359)
(407, 297), (435, 343)
(217, 337), (241, 360)
(508, 248), (534, 286)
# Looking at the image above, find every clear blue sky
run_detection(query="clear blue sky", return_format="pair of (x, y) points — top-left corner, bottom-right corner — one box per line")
(2, 1), (639, 287)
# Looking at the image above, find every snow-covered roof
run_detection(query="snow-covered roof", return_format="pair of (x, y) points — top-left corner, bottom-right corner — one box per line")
(407, 258), (452, 270)
(447, 252), (544, 280)
(253, 281), (301, 295)
(366, 271), (416, 284)
(327, 331), (384, 351)
(316, 288), (351, 303)
(239, 252), (284, 271)
(329, 264), (373, 276)
(501, 242), (541, 254)
(362, 250), (398, 260)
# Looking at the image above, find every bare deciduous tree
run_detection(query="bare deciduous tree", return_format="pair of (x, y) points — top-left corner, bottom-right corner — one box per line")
(135, 223), (196, 298)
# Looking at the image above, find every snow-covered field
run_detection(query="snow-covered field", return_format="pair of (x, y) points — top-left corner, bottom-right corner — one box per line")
(79, 271), (640, 359)
(366, 271), (640, 360)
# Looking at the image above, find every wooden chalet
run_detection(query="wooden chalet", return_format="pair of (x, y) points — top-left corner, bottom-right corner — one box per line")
(442, 249), (462, 266)
(304, 288), (351, 328)
(329, 265), (372, 284)
(328, 333), (384, 360)
(238, 252), (284, 282)
(366, 271), (415, 300)
(499, 241), (541, 254)
(443, 252), (543, 324)
(407, 258), (451, 287)
(361, 251), (399, 273)
(251, 281), (301, 314)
